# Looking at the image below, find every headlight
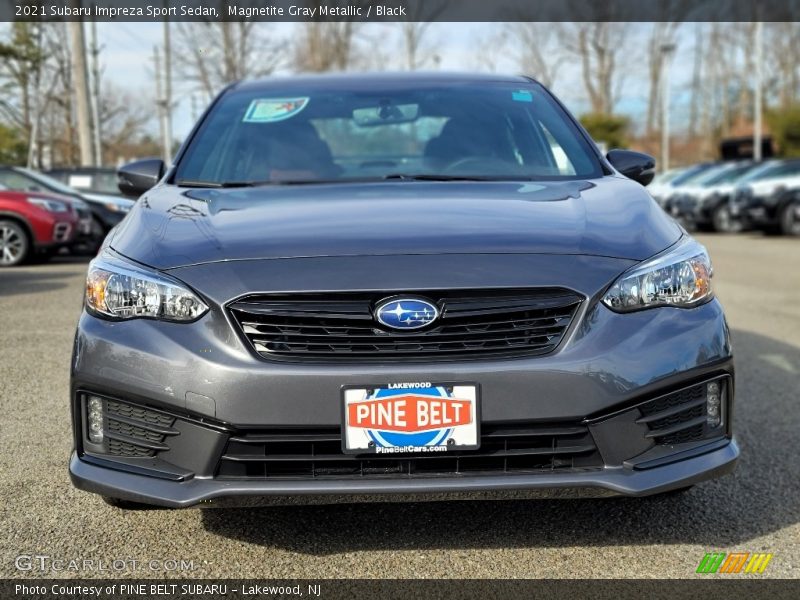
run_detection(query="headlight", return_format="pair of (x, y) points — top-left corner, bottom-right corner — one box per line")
(104, 201), (131, 213)
(86, 251), (208, 321)
(27, 197), (69, 212)
(602, 237), (713, 312)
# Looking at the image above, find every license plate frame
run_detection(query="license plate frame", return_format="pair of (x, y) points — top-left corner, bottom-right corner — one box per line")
(341, 382), (480, 455)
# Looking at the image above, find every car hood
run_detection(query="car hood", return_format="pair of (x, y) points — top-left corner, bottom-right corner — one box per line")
(678, 184), (735, 198)
(747, 175), (800, 196)
(109, 178), (681, 270)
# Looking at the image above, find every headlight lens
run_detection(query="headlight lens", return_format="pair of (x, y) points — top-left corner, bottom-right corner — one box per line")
(27, 197), (69, 212)
(602, 237), (713, 312)
(104, 201), (131, 213)
(86, 251), (208, 321)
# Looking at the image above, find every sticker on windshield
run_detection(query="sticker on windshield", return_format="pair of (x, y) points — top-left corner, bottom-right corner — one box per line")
(512, 90), (533, 102)
(242, 97), (310, 123)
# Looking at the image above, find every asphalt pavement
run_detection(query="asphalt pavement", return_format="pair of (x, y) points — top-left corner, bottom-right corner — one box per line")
(0, 233), (798, 579)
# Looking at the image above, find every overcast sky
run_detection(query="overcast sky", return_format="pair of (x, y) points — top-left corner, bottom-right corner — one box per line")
(94, 22), (698, 142)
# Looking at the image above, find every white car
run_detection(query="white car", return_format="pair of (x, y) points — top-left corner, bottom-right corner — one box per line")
(648, 164), (717, 206)
(729, 159), (800, 233)
(668, 162), (758, 232)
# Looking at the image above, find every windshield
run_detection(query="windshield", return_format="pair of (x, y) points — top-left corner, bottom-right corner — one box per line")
(701, 163), (755, 186)
(2, 167), (81, 197)
(735, 161), (799, 184)
(175, 81), (604, 186)
(651, 169), (685, 185)
(670, 164), (715, 187)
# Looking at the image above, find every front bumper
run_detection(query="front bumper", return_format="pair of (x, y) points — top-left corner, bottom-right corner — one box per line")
(70, 288), (736, 506)
(71, 439), (739, 507)
(729, 194), (780, 228)
(87, 202), (127, 231)
(33, 218), (77, 250)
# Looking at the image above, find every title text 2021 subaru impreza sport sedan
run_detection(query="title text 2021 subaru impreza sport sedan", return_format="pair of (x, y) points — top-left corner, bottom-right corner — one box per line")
(69, 73), (737, 508)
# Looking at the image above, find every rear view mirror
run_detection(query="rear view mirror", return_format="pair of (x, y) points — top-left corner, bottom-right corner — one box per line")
(117, 158), (165, 197)
(353, 103), (419, 126)
(606, 150), (656, 186)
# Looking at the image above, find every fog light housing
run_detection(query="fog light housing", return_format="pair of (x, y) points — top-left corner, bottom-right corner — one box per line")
(87, 396), (104, 444)
(706, 382), (722, 428)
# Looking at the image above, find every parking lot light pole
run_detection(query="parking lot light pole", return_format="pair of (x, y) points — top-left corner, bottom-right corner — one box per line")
(753, 21), (763, 162)
(660, 43), (677, 172)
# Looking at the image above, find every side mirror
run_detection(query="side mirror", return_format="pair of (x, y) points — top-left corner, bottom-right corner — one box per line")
(117, 158), (165, 197)
(606, 150), (656, 186)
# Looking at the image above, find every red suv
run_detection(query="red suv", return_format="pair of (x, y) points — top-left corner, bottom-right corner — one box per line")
(0, 189), (79, 266)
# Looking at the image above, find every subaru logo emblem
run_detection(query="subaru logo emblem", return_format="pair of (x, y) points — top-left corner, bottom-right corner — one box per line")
(375, 297), (439, 330)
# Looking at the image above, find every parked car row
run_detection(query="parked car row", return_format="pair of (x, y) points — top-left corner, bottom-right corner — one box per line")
(0, 166), (135, 267)
(649, 158), (800, 236)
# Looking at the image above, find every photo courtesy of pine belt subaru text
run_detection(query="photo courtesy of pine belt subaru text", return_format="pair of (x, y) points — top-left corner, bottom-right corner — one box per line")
(69, 73), (738, 508)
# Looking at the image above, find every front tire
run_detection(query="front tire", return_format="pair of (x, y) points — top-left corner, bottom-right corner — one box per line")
(712, 204), (743, 233)
(0, 220), (30, 267)
(779, 202), (800, 236)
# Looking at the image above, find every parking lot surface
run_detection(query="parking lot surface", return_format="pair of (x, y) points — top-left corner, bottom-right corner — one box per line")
(0, 233), (798, 579)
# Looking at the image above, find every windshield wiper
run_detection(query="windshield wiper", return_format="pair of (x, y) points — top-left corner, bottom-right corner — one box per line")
(176, 180), (266, 188)
(176, 175), (528, 188)
(176, 179), (351, 188)
(382, 174), (530, 182)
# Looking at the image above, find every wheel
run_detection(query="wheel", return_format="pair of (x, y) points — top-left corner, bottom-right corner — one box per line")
(712, 204), (743, 233)
(674, 215), (697, 232)
(779, 202), (800, 236)
(0, 220), (30, 267)
(102, 496), (157, 510)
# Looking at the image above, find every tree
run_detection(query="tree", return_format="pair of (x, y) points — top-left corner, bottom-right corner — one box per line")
(174, 21), (284, 99)
(560, 23), (629, 115)
(0, 123), (26, 164)
(292, 22), (359, 72)
(97, 82), (159, 165)
(401, 22), (438, 71)
(767, 106), (800, 157)
(399, 1), (447, 70)
(0, 23), (47, 151)
(506, 23), (563, 88)
(580, 113), (630, 149)
(766, 23), (800, 110)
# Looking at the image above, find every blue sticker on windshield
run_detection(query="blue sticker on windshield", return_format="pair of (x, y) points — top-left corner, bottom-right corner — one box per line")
(243, 97), (310, 123)
(512, 90), (533, 102)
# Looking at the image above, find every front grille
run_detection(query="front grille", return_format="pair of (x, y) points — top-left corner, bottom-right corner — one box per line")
(216, 422), (602, 480)
(635, 378), (726, 445)
(229, 289), (582, 362)
(108, 438), (154, 457)
(732, 188), (754, 207)
(103, 399), (179, 457)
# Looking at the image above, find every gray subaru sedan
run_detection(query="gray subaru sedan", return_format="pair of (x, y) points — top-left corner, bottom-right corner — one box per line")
(70, 73), (737, 508)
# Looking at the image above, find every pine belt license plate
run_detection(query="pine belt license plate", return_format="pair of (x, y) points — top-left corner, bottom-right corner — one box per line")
(342, 382), (480, 455)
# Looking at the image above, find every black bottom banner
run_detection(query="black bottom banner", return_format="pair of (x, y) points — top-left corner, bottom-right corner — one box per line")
(3, 579), (799, 600)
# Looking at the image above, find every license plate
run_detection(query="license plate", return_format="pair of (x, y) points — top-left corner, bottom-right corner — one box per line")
(342, 382), (479, 454)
